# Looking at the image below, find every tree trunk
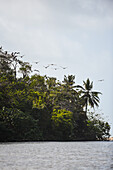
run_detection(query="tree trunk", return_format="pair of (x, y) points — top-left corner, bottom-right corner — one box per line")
(85, 99), (88, 119)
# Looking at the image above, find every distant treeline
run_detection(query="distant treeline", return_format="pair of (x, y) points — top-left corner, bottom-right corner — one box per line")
(0, 47), (110, 141)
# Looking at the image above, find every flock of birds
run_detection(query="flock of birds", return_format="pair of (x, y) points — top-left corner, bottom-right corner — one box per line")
(0, 47), (105, 82)
(33, 61), (68, 73)
(32, 61), (104, 82)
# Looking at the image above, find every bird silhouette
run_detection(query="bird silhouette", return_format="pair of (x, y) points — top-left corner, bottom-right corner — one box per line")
(50, 64), (57, 66)
(20, 55), (24, 58)
(33, 61), (40, 64)
(51, 67), (59, 70)
(43, 65), (49, 69)
(98, 79), (104, 82)
(34, 69), (39, 72)
(60, 66), (67, 69)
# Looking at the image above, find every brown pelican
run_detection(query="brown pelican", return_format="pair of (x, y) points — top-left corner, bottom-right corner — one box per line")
(43, 65), (50, 69)
(34, 69), (39, 72)
(98, 79), (104, 82)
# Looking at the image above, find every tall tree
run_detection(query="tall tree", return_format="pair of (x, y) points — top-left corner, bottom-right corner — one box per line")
(80, 78), (101, 117)
(19, 62), (32, 78)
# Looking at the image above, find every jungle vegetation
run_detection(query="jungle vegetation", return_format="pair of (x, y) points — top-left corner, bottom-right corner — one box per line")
(0, 47), (110, 141)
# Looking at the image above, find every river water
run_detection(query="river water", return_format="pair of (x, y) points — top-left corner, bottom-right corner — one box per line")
(0, 142), (113, 170)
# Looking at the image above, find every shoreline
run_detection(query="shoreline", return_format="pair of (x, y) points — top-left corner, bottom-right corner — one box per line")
(0, 139), (113, 143)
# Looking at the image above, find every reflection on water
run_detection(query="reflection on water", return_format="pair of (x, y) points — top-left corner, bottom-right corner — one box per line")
(0, 141), (113, 170)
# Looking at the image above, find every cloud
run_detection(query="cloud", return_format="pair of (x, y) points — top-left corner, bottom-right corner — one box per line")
(0, 0), (113, 32)
(0, 0), (113, 64)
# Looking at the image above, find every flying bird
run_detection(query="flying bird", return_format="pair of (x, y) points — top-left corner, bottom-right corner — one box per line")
(33, 61), (40, 64)
(50, 64), (57, 66)
(20, 55), (24, 58)
(51, 67), (59, 70)
(98, 79), (104, 82)
(43, 65), (50, 69)
(60, 66), (67, 69)
(34, 69), (39, 72)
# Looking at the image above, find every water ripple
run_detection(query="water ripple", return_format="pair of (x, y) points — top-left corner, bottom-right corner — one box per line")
(0, 141), (113, 170)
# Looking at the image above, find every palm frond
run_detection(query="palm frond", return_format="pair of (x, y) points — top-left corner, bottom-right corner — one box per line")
(89, 97), (94, 108)
(93, 99), (99, 107)
(75, 85), (85, 90)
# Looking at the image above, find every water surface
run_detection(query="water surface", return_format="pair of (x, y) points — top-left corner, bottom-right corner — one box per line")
(0, 141), (113, 170)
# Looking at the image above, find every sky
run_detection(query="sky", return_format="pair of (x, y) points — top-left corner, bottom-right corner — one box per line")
(0, 0), (113, 136)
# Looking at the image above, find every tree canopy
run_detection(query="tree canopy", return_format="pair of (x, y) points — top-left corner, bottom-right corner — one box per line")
(0, 47), (111, 141)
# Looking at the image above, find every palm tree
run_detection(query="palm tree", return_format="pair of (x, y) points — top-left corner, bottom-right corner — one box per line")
(80, 78), (102, 117)
(61, 75), (81, 113)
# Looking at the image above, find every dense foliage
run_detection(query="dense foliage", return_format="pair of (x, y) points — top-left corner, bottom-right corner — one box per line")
(0, 47), (110, 141)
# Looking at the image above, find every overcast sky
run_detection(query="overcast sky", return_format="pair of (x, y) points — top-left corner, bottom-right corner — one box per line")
(0, 0), (113, 135)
